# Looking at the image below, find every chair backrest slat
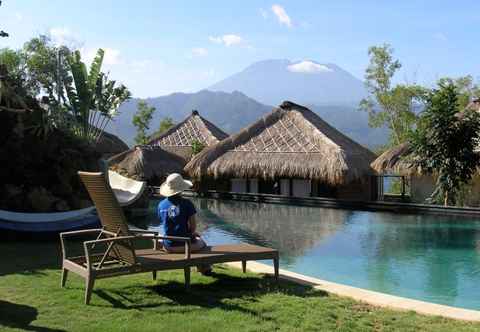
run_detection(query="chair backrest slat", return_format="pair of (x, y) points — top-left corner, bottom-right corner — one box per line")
(78, 171), (137, 265)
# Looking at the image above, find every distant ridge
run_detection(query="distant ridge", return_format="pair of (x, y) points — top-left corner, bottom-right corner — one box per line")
(111, 90), (272, 146)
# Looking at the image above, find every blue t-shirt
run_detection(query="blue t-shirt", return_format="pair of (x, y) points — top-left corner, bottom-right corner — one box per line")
(157, 196), (197, 247)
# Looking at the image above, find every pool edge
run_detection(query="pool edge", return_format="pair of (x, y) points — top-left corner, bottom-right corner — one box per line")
(225, 261), (480, 322)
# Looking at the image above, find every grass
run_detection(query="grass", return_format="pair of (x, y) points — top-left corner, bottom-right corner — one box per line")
(1, 239), (480, 332)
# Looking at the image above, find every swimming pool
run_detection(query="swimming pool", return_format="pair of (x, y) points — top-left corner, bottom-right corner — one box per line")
(131, 197), (480, 310)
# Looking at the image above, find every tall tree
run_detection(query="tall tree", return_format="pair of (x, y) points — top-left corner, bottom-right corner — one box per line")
(151, 117), (175, 138)
(411, 82), (480, 206)
(133, 101), (156, 145)
(360, 44), (426, 148)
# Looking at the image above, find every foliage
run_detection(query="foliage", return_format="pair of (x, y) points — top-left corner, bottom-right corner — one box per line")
(411, 82), (480, 206)
(64, 49), (131, 142)
(23, 35), (72, 99)
(1, 37), (130, 143)
(437, 75), (480, 109)
(148, 117), (175, 141)
(132, 100), (156, 144)
(158, 117), (175, 134)
(0, 104), (99, 212)
(360, 44), (427, 147)
(191, 139), (205, 155)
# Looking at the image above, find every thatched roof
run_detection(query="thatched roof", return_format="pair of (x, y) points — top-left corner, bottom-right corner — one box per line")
(148, 110), (228, 162)
(370, 143), (418, 175)
(185, 101), (376, 185)
(467, 98), (480, 112)
(108, 145), (185, 181)
(95, 130), (129, 158)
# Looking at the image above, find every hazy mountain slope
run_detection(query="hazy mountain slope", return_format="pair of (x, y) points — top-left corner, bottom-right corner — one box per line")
(108, 90), (272, 146)
(309, 104), (388, 150)
(209, 59), (367, 106)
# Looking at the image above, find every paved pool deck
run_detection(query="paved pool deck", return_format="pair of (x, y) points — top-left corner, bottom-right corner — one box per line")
(226, 261), (480, 322)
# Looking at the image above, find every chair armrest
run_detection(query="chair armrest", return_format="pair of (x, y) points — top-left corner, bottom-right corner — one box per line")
(83, 235), (192, 259)
(60, 229), (103, 260)
(60, 228), (103, 239)
(130, 229), (159, 236)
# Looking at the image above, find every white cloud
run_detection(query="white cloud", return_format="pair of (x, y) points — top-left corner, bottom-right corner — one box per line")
(81, 47), (122, 66)
(287, 61), (333, 74)
(49, 27), (76, 46)
(271, 4), (292, 27)
(259, 8), (269, 19)
(192, 47), (208, 57)
(434, 32), (447, 42)
(209, 34), (244, 47)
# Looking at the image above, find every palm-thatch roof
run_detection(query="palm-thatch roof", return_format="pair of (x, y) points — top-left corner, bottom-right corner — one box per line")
(467, 98), (480, 112)
(148, 110), (228, 162)
(370, 143), (419, 175)
(185, 101), (376, 185)
(95, 130), (129, 158)
(108, 145), (185, 181)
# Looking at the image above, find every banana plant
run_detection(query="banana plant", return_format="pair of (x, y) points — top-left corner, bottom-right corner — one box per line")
(64, 48), (104, 140)
(88, 72), (131, 143)
(63, 48), (130, 143)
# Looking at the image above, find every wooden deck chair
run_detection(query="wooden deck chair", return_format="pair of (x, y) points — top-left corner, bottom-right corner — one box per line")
(60, 171), (279, 305)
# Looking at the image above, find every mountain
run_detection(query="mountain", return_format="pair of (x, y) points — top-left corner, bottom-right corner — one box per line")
(208, 59), (367, 106)
(308, 104), (388, 150)
(109, 59), (387, 149)
(109, 90), (272, 146)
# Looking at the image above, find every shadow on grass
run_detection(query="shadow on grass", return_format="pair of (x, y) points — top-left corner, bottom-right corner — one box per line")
(0, 239), (62, 277)
(0, 300), (65, 332)
(94, 266), (328, 323)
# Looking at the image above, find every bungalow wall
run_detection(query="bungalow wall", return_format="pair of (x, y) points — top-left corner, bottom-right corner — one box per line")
(336, 178), (373, 201)
(227, 177), (369, 200)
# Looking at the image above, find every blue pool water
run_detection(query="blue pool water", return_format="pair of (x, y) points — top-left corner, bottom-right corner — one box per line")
(131, 197), (480, 310)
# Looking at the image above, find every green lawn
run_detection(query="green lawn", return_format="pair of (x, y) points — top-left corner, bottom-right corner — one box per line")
(1, 239), (480, 332)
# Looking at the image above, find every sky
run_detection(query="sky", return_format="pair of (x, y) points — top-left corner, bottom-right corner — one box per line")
(1, 0), (479, 98)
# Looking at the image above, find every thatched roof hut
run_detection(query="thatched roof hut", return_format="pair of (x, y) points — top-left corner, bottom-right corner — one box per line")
(96, 130), (129, 158)
(372, 99), (480, 176)
(370, 143), (418, 175)
(185, 101), (376, 185)
(108, 145), (185, 181)
(109, 110), (227, 182)
(148, 110), (228, 162)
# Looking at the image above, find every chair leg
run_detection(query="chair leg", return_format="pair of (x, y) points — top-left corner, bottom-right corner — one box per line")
(242, 260), (247, 273)
(85, 275), (95, 305)
(184, 267), (190, 290)
(273, 257), (279, 283)
(61, 268), (69, 287)
(152, 271), (157, 280)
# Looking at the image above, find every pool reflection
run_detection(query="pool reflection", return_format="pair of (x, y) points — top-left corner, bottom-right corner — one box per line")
(130, 197), (480, 309)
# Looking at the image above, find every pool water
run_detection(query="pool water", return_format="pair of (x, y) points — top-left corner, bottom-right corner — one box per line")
(131, 197), (480, 310)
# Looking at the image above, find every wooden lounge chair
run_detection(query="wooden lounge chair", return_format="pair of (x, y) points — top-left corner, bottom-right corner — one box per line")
(60, 171), (279, 305)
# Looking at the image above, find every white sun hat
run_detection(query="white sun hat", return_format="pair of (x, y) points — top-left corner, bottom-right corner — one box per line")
(159, 173), (193, 197)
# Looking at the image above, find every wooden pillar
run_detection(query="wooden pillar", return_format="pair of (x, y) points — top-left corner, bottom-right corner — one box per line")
(289, 179), (293, 197)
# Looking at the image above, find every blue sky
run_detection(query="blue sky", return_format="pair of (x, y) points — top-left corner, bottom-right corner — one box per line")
(1, 0), (479, 98)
